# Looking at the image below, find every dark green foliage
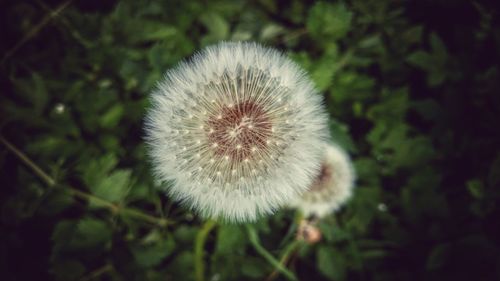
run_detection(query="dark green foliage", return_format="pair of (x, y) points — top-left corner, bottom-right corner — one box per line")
(1, 0), (500, 280)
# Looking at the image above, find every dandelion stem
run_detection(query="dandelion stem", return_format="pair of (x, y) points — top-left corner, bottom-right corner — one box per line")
(194, 219), (217, 281)
(0, 135), (169, 227)
(266, 240), (302, 281)
(246, 225), (298, 281)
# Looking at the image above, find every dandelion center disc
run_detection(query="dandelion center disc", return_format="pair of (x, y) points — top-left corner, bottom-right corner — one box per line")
(206, 101), (271, 162)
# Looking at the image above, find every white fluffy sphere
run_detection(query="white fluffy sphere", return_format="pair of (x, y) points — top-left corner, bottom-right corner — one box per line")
(290, 142), (355, 218)
(145, 42), (328, 222)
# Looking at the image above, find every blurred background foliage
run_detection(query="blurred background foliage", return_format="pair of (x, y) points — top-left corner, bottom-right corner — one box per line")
(1, 0), (500, 280)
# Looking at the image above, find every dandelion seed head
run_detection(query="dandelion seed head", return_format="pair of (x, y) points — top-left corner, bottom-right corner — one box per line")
(290, 142), (355, 219)
(145, 42), (328, 222)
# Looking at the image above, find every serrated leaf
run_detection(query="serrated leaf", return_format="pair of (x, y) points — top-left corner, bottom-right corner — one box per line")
(143, 26), (178, 41)
(215, 225), (246, 254)
(361, 249), (388, 259)
(132, 237), (175, 268)
(317, 246), (345, 280)
(80, 154), (118, 187)
(90, 169), (131, 206)
(310, 45), (339, 91)
(467, 179), (484, 199)
(430, 32), (447, 61)
(52, 220), (76, 245)
(403, 25), (423, 44)
(12, 72), (49, 115)
(411, 99), (441, 121)
(407, 51), (433, 70)
(426, 243), (451, 270)
(307, 2), (352, 40)
(174, 226), (198, 244)
(72, 218), (112, 249)
(329, 119), (356, 153)
(319, 223), (350, 242)
(52, 218), (112, 252)
(38, 191), (74, 217)
(50, 260), (86, 281)
(260, 24), (286, 41)
(241, 257), (268, 278)
(100, 104), (125, 128)
(200, 12), (229, 44)
(167, 251), (195, 280)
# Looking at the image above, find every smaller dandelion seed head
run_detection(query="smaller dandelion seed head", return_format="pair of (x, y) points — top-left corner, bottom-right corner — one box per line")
(289, 142), (356, 219)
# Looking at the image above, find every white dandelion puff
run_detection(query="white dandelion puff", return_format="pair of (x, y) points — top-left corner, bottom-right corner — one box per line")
(290, 142), (355, 219)
(145, 42), (328, 222)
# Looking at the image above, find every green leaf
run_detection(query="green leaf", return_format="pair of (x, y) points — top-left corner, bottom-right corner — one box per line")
(143, 26), (178, 42)
(241, 257), (268, 279)
(99, 104), (125, 128)
(50, 260), (86, 281)
(80, 154), (119, 187)
(72, 218), (113, 249)
(430, 32), (447, 61)
(90, 169), (132, 206)
(174, 225), (198, 245)
(329, 119), (356, 153)
(411, 99), (441, 121)
(12, 72), (49, 115)
(402, 25), (424, 44)
(426, 243), (451, 270)
(361, 250), (388, 259)
(317, 246), (346, 280)
(260, 24), (286, 41)
(52, 218), (112, 252)
(407, 33), (448, 86)
(467, 179), (484, 199)
(319, 223), (350, 242)
(167, 251), (195, 281)
(310, 45), (339, 91)
(132, 237), (175, 268)
(200, 12), (229, 45)
(38, 191), (74, 217)
(215, 224), (246, 254)
(307, 2), (352, 40)
(407, 51), (434, 70)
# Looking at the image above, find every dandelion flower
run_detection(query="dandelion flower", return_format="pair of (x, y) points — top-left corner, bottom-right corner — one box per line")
(145, 42), (328, 222)
(290, 142), (355, 218)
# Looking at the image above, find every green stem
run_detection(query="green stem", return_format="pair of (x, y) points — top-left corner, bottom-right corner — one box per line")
(78, 264), (113, 281)
(0, 135), (169, 227)
(266, 240), (302, 281)
(194, 219), (217, 281)
(1, 0), (74, 64)
(1, 136), (56, 186)
(246, 225), (298, 281)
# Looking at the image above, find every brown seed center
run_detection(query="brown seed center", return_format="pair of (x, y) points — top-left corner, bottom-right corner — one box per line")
(309, 164), (333, 192)
(206, 101), (272, 162)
